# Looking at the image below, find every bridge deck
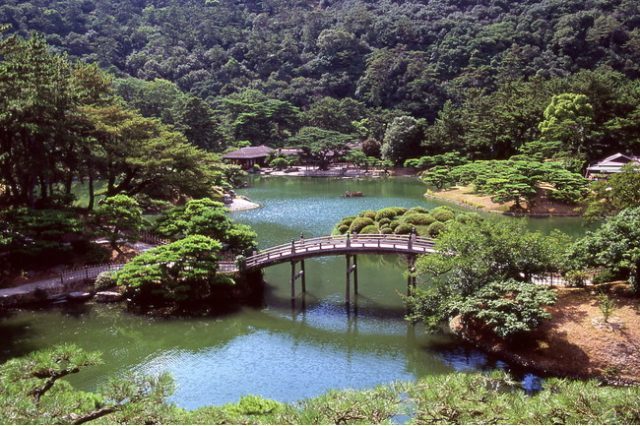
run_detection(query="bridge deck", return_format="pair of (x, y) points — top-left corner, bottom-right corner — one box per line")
(222, 234), (435, 273)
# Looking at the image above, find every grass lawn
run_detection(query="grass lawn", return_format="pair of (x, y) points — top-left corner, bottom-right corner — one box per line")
(71, 180), (108, 208)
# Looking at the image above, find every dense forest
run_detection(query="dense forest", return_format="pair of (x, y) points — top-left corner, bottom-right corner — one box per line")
(2, 0), (640, 165)
(3, 0), (640, 107)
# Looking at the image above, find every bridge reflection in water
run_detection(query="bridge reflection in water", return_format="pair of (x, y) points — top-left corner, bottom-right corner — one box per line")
(220, 233), (436, 303)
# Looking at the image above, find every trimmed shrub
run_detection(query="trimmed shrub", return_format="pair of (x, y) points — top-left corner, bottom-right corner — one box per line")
(389, 220), (400, 230)
(378, 218), (391, 227)
(340, 216), (356, 227)
(359, 210), (377, 219)
(360, 225), (379, 234)
(456, 212), (481, 224)
(380, 227), (393, 234)
(375, 207), (406, 222)
(415, 226), (430, 237)
(403, 213), (436, 226)
(394, 223), (413, 234)
(431, 207), (455, 222)
(337, 224), (349, 234)
(94, 271), (116, 291)
(231, 395), (283, 416)
(406, 207), (430, 215)
(269, 157), (290, 170)
(349, 217), (374, 233)
(427, 221), (447, 237)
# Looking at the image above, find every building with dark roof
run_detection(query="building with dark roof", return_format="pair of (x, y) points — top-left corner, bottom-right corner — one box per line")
(222, 145), (274, 169)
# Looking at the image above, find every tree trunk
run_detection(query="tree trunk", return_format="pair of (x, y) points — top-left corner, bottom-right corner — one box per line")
(87, 172), (95, 211)
(65, 174), (73, 196)
(632, 261), (640, 296)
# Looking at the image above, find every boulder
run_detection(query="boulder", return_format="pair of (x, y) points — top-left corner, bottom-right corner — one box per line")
(95, 291), (124, 303)
(67, 291), (92, 302)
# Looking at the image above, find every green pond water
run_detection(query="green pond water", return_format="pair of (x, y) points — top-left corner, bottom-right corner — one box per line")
(0, 177), (587, 410)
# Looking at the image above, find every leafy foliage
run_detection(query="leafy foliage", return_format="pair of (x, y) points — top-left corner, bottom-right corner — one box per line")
(116, 235), (226, 303)
(380, 116), (424, 165)
(568, 207), (640, 295)
(407, 218), (567, 333)
(417, 219), (566, 295)
(333, 205), (464, 238)
(155, 198), (257, 255)
(288, 126), (352, 170)
(0, 344), (173, 425)
(0, 33), (238, 209)
(422, 160), (589, 208)
(585, 164), (640, 220)
(3, 346), (640, 424)
(452, 280), (557, 338)
(94, 194), (143, 254)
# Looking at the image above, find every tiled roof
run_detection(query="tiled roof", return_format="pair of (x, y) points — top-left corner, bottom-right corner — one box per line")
(223, 145), (274, 159)
(587, 152), (640, 172)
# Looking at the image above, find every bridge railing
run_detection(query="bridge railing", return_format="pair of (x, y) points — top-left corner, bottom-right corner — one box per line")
(244, 234), (435, 269)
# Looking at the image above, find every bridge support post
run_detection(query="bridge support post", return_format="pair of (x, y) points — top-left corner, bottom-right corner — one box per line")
(301, 259), (306, 293)
(407, 255), (417, 296)
(353, 255), (358, 295)
(291, 261), (296, 301)
(345, 255), (351, 304)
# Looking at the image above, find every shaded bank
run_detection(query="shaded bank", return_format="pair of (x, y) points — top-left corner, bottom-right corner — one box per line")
(451, 285), (640, 385)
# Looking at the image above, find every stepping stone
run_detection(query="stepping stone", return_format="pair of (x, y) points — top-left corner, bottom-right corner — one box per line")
(68, 292), (92, 302)
(95, 291), (124, 303)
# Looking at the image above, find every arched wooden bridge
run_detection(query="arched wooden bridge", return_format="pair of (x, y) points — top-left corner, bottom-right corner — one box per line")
(219, 233), (436, 302)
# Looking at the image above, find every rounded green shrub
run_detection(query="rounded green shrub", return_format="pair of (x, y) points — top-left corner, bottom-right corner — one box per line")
(359, 210), (377, 219)
(378, 218), (391, 227)
(415, 225), (430, 237)
(375, 207), (406, 222)
(232, 395), (283, 416)
(360, 224), (379, 234)
(406, 207), (430, 215)
(455, 212), (480, 224)
(427, 221), (447, 237)
(403, 213), (436, 226)
(337, 224), (349, 234)
(349, 217), (374, 233)
(340, 216), (356, 227)
(431, 207), (455, 222)
(380, 227), (393, 234)
(389, 220), (400, 230)
(94, 271), (116, 291)
(394, 223), (413, 234)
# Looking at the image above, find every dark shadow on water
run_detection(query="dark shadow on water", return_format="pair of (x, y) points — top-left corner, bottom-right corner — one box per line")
(424, 338), (545, 393)
(0, 311), (37, 363)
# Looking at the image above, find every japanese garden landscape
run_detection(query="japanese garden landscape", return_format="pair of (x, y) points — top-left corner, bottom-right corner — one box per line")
(1, 0), (640, 424)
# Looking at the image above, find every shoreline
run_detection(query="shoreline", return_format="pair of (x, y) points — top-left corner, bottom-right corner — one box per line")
(451, 286), (640, 385)
(425, 189), (584, 218)
(227, 196), (260, 212)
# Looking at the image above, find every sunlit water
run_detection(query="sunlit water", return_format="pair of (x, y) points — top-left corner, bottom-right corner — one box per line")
(0, 177), (587, 410)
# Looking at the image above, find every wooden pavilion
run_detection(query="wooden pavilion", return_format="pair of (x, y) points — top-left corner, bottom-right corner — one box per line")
(222, 145), (274, 169)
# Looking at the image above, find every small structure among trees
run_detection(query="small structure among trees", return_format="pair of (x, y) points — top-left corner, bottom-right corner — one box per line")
(586, 153), (640, 179)
(222, 145), (274, 169)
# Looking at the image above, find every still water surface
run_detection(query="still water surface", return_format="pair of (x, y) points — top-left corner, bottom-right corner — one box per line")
(0, 177), (585, 409)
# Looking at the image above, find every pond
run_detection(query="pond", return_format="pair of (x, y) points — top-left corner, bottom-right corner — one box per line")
(0, 176), (586, 410)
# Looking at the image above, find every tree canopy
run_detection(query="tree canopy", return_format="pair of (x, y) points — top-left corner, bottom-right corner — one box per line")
(569, 207), (640, 295)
